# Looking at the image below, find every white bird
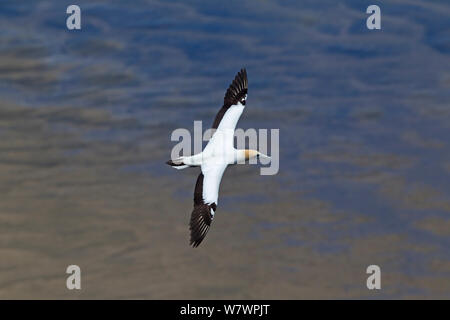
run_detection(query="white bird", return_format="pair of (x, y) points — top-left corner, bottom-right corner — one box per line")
(167, 69), (270, 247)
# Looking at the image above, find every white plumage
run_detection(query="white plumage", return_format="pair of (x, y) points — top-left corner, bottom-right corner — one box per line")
(166, 69), (270, 247)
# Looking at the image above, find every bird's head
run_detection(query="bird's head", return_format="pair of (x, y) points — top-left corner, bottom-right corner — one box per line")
(244, 150), (271, 161)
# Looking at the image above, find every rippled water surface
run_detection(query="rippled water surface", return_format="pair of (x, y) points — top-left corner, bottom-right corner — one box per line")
(0, 0), (449, 298)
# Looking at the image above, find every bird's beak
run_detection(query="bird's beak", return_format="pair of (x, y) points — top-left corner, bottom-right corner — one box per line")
(259, 153), (271, 160)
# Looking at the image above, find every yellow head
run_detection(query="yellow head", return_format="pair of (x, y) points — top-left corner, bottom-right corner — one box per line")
(244, 149), (259, 160)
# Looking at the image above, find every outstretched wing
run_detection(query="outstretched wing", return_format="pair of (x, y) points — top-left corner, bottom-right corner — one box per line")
(190, 69), (247, 247)
(190, 164), (227, 247)
(211, 68), (248, 130)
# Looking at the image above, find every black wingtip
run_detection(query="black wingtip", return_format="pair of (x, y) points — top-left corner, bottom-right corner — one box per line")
(166, 159), (186, 167)
(190, 239), (203, 248)
(189, 203), (215, 248)
(223, 68), (248, 108)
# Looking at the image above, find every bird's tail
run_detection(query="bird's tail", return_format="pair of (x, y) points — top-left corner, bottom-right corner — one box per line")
(166, 158), (189, 170)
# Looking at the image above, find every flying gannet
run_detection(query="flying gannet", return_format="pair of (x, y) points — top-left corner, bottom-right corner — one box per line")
(167, 69), (270, 247)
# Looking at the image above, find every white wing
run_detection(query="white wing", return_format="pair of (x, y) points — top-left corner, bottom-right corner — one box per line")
(205, 68), (248, 153)
(201, 162), (227, 205)
(216, 103), (245, 131)
(210, 68), (248, 130)
(189, 69), (248, 247)
(189, 163), (227, 247)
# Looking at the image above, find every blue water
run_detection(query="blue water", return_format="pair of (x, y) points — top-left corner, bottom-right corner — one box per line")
(0, 0), (449, 298)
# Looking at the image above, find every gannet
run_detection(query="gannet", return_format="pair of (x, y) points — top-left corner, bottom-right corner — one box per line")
(167, 69), (270, 247)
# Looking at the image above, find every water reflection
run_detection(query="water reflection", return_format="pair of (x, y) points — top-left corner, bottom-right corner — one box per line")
(0, 0), (449, 298)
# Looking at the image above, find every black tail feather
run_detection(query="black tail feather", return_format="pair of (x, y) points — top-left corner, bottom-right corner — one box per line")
(166, 159), (185, 167)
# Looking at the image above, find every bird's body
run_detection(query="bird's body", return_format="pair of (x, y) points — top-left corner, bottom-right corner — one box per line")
(167, 69), (270, 247)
